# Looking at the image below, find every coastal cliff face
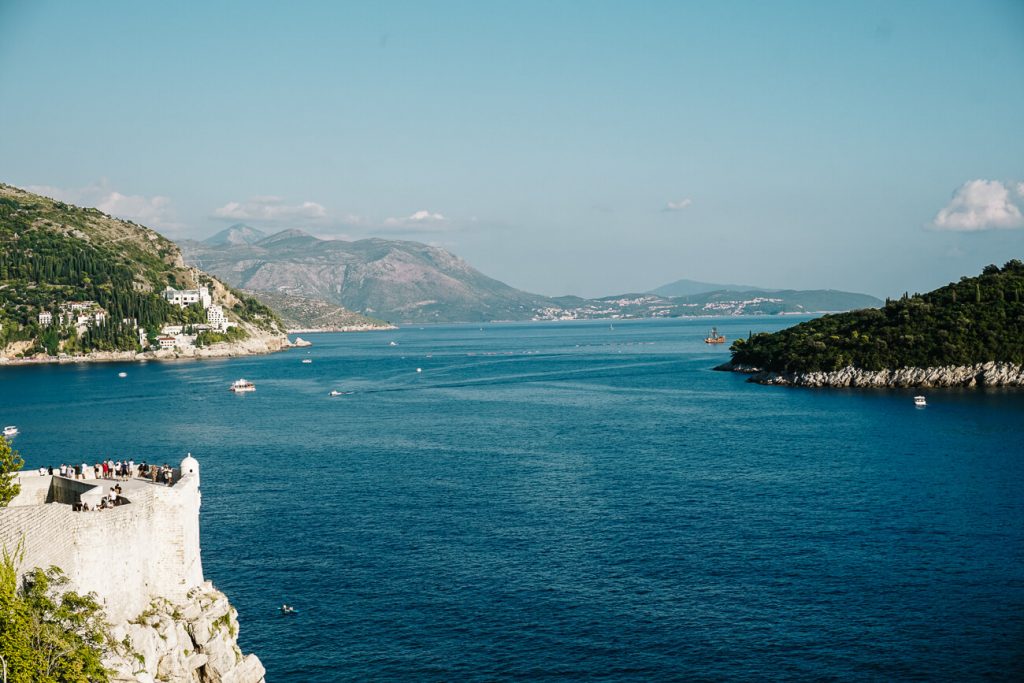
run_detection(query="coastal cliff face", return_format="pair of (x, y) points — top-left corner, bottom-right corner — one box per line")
(1, 465), (264, 682)
(719, 361), (1024, 388)
(106, 584), (265, 683)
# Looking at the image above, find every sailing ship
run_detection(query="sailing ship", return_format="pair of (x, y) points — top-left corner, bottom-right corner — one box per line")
(704, 327), (726, 344)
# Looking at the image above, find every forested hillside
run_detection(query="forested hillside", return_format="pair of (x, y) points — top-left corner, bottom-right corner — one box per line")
(0, 184), (282, 357)
(728, 262), (1024, 373)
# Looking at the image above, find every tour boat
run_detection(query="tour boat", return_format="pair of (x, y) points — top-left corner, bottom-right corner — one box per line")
(704, 327), (726, 344)
(3, 425), (18, 438)
(914, 395), (927, 406)
(230, 379), (256, 393)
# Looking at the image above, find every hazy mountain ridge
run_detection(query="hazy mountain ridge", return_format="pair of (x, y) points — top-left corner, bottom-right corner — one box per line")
(204, 223), (267, 246)
(242, 289), (393, 332)
(651, 278), (764, 297)
(182, 229), (883, 323)
(182, 232), (552, 323)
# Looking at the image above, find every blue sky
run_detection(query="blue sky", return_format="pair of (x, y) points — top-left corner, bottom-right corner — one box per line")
(1, 0), (1022, 298)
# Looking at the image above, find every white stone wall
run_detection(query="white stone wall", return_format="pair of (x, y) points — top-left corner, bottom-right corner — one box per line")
(0, 473), (204, 623)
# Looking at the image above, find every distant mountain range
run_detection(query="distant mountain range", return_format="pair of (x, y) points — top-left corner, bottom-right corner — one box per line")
(181, 226), (550, 323)
(650, 278), (764, 297)
(181, 225), (883, 323)
(205, 223), (268, 247)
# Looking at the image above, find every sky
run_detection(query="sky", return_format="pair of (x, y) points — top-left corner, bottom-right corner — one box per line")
(1, 0), (1022, 299)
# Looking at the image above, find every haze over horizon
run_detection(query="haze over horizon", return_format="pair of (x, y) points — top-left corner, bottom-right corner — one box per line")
(1, 0), (1022, 299)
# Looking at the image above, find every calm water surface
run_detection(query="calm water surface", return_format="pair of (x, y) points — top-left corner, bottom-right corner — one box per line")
(2, 317), (1023, 680)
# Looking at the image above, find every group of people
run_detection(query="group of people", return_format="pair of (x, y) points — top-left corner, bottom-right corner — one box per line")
(74, 484), (125, 512)
(38, 461), (177, 486)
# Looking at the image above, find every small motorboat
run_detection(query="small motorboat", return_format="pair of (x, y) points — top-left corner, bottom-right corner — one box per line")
(118, 372), (127, 378)
(330, 390), (342, 397)
(230, 379), (256, 393)
(389, 341), (398, 347)
(280, 604), (297, 615)
(3, 425), (18, 438)
(914, 395), (927, 407)
(302, 359), (312, 364)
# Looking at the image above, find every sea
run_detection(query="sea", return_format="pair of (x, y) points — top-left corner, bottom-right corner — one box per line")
(2, 316), (1023, 681)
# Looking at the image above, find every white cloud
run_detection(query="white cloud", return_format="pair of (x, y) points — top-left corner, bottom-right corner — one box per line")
(1017, 182), (1024, 198)
(212, 196), (328, 225)
(24, 179), (181, 230)
(663, 198), (693, 212)
(383, 209), (448, 229)
(932, 180), (1024, 231)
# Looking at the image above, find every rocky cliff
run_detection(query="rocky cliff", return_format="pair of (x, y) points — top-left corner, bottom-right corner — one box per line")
(107, 584), (264, 683)
(718, 360), (1024, 388)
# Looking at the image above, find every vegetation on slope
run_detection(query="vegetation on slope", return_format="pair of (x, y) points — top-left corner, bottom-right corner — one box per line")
(728, 261), (1024, 373)
(0, 436), (23, 507)
(0, 184), (283, 356)
(0, 552), (110, 683)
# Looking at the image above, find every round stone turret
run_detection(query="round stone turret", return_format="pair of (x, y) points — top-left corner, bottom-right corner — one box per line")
(180, 453), (199, 483)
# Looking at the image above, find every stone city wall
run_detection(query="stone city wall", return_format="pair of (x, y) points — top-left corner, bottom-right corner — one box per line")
(0, 472), (203, 624)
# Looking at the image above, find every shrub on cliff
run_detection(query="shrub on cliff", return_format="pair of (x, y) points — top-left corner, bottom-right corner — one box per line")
(0, 551), (110, 682)
(728, 261), (1024, 373)
(0, 437), (23, 507)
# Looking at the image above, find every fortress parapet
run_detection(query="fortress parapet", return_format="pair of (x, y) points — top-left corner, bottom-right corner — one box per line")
(0, 454), (204, 623)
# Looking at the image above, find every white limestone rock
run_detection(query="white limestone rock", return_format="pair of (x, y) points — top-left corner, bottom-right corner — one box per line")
(744, 361), (1024, 388)
(105, 587), (265, 683)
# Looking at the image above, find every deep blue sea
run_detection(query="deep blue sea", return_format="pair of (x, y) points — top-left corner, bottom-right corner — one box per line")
(3, 317), (1023, 681)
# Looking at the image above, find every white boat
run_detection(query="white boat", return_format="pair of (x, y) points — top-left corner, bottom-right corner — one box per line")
(329, 390), (342, 397)
(118, 372), (127, 378)
(3, 425), (18, 437)
(230, 379), (256, 393)
(914, 395), (927, 406)
(302, 359), (312, 364)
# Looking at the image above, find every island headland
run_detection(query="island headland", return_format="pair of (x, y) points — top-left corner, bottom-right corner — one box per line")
(0, 184), (291, 366)
(717, 261), (1024, 388)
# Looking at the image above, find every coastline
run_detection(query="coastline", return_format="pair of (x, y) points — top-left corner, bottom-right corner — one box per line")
(0, 333), (295, 367)
(286, 323), (397, 333)
(715, 360), (1024, 388)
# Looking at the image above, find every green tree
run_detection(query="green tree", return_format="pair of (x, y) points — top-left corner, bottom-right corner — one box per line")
(0, 437), (24, 507)
(0, 550), (110, 683)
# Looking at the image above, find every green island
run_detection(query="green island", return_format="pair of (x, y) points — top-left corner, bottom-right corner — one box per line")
(726, 261), (1024, 378)
(0, 184), (284, 359)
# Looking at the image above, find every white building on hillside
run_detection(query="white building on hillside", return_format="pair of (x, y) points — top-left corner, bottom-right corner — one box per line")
(57, 302), (107, 330)
(163, 285), (212, 309)
(205, 304), (233, 332)
(38, 311), (53, 326)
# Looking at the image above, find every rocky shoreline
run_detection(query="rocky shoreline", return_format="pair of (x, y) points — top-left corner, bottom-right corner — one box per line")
(715, 360), (1024, 388)
(0, 333), (296, 367)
